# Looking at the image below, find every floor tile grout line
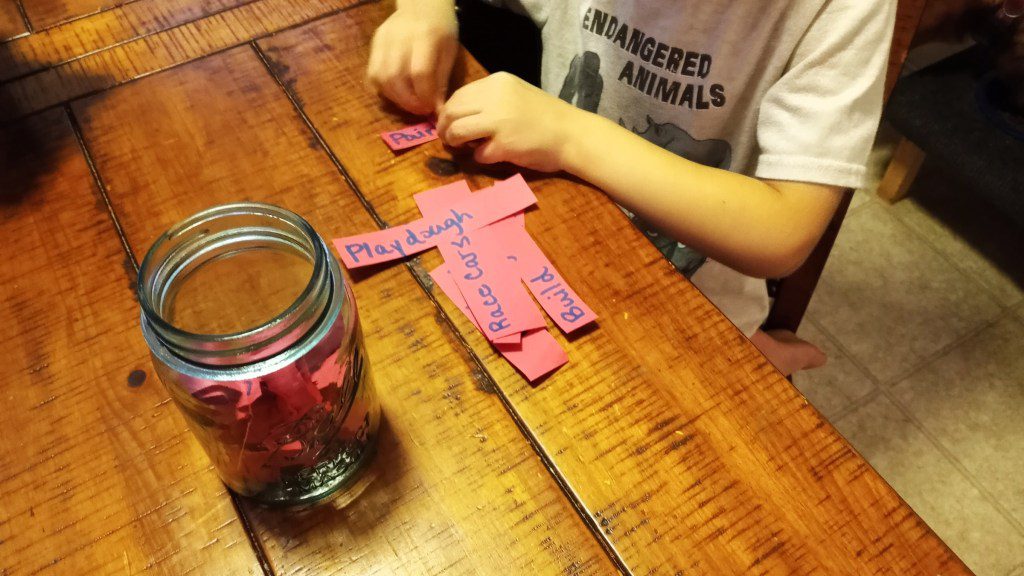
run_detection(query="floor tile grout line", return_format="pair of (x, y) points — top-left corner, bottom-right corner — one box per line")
(250, 40), (635, 576)
(879, 198), (1021, 310)
(874, 384), (1024, 538)
(799, 316), (881, 422)
(810, 315), (1024, 539)
(0, 0), (267, 85)
(805, 307), (994, 393)
(882, 313), (1002, 388)
(827, 387), (883, 424)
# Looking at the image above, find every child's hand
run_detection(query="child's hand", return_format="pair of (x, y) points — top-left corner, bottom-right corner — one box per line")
(437, 72), (581, 172)
(366, 0), (458, 116)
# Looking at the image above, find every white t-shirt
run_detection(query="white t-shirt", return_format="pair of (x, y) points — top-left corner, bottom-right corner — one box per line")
(487, 0), (896, 335)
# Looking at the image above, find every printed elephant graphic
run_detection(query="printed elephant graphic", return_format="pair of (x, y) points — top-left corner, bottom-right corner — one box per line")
(559, 51), (603, 112)
(620, 116), (734, 277)
(623, 115), (733, 170)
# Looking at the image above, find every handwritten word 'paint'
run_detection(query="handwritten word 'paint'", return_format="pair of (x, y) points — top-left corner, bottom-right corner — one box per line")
(381, 122), (438, 151)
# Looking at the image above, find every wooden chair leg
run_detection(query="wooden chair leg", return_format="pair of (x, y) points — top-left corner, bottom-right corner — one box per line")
(764, 191), (853, 334)
(878, 137), (926, 204)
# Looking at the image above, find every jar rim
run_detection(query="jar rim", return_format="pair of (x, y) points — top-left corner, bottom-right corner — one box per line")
(137, 202), (331, 366)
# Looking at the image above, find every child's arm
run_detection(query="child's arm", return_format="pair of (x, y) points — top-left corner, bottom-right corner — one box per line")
(437, 73), (843, 279)
(366, 0), (458, 115)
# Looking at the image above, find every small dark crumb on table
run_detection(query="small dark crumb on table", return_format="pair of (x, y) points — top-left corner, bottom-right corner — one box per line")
(426, 156), (460, 177)
(127, 370), (147, 388)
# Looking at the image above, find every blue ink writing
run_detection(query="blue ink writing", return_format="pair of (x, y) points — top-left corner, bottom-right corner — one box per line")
(345, 239), (406, 264)
(530, 266), (555, 284)
(530, 266), (586, 325)
(478, 284), (509, 333)
(459, 249), (483, 280)
(389, 125), (436, 146)
(417, 209), (473, 242)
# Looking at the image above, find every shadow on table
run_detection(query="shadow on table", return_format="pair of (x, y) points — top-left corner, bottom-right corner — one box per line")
(0, 54), (113, 206)
(249, 414), (405, 543)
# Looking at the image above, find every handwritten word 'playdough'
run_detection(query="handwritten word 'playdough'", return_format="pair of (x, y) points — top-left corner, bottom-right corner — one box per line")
(333, 176), (537, 269)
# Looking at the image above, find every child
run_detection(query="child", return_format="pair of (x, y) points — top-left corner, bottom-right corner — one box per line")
(367, 0), (896, 375)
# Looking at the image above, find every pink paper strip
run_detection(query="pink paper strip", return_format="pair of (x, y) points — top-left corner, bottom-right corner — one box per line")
(489, 219), (598, 333)
(413, 179), (473, 211)
(415, 177), (544, 341)
(441, 216), (546, 341)
(333, 176), (537, 269)
(496, 329), (569, 382)
(413, 180), (516, 347)
(381, 122), (438, 151)
(415, 182), (525, 345)
(493, 332), (522, 345)
(430, 265), (567, 381)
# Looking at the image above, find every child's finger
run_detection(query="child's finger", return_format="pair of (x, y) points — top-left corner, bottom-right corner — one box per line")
(409, 40), (439, 112)
(434, 41), (458, 111)
(444, 79), (487, 111)
(382, 76), (424, 114)
(378, 52), (428, 113)
(442, 115), (495, 147)
(473, 140), (502, 164)
(366, 32), (384, 87)
(436, 99), (484, 135)
(437, 82), (486, 124)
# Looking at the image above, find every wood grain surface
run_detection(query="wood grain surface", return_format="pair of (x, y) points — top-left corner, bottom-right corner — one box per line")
(0, 0), (367, 122)
(254, 3), (973, 574)
(0, 0), (255, 83)
(0, 109), (262, 575)
(21, 0), (125, 31)
(0, 0), (26, 41)
(71, 45), (618, 575)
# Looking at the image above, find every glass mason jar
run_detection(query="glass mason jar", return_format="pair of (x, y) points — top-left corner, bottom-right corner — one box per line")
(138, 202), (379, 507)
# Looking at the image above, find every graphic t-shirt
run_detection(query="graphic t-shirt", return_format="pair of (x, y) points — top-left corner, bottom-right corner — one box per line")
(486, 0), (896, 335)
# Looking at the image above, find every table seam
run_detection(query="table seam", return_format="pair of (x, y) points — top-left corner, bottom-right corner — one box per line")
(251, 39), (634, 576)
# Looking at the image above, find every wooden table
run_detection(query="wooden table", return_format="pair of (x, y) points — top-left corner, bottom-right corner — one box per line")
(0, 1), (971, 574)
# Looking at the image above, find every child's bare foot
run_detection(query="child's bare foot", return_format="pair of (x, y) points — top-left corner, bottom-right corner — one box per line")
(748, 329), (827, 377)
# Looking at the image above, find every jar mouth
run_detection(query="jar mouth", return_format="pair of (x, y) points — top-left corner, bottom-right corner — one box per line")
(138, 203), (332, 366)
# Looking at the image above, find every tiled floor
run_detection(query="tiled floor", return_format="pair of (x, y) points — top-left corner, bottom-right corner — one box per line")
(793, 129), (1024, 575)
